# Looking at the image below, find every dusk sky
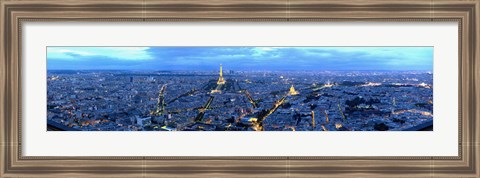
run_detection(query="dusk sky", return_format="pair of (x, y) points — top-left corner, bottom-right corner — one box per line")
(47, 47), (433, 71)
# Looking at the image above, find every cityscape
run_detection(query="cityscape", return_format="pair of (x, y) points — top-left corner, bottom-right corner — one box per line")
(47, 47), (433, 131)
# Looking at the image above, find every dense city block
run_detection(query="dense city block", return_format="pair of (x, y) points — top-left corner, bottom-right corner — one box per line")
(47, 67), (433, 131)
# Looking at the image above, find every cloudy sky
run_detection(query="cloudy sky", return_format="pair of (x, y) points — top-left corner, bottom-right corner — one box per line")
(47, 47), (433, 71)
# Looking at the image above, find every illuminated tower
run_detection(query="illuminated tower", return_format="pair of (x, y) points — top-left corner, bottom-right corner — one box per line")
(311, 111), (315, 129)
(324, 110), (329, 123)
(217, 64), (226, 85)
(288, 85), (299, 95)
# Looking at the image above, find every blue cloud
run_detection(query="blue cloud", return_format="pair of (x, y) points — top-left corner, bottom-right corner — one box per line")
(47, 47), (433, 71)
(48, 47), (153, 61)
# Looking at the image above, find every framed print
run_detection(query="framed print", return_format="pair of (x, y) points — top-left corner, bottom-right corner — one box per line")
(1, 0), (479, 177)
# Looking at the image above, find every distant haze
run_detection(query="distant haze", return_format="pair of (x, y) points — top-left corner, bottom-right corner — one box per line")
(47, 47), (433, 71)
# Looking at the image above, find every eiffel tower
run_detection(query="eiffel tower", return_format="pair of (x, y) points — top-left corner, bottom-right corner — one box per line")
(217, 64), (226, 85)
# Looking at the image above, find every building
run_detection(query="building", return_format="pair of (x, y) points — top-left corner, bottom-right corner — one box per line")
(288, 85), (299, 95)
(135, 116), (152, 126)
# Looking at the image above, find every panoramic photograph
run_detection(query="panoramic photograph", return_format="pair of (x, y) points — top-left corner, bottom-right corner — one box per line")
(46, 47), (433, 131)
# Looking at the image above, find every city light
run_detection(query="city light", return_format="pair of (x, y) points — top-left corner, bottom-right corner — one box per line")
(47, 47), (433, 131)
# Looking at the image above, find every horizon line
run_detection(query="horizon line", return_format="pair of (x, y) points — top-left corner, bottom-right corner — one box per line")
(47, 69), (433, 72)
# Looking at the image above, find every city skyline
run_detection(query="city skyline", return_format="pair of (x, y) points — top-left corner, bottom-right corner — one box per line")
(47, 47), (433, 131)
(47, 47), (433, 71)
(47, 68), (433, 131)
